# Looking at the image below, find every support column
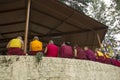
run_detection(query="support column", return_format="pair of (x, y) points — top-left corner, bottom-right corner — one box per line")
(24, 0), (31, 54)
(97, 33), (102, 47)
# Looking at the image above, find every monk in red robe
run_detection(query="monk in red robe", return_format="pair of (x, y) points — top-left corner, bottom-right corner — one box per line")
(44, 40), (58, 57)
(84, 47), (96, 61)
(59, 42), (73, 58)
(74, 45), (87, 60)
(111, 58), (120, 67)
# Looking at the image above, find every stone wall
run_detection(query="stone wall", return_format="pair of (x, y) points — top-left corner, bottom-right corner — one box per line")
(0, 56), (120, 80)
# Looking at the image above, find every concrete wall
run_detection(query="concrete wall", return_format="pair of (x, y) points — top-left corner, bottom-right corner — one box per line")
(0, 56), (120, 80)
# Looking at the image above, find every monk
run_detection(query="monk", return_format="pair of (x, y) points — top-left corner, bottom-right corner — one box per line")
(7, 36), (24, 55)
(95, 48), (113, 64)
(44, 40), (58, 57)
(59, 42), (73, 58)
(74, 45), (87, 59)
(111, 58), (120, 67)
(29, 36), (43, 55)
(95, 48), (105, 63)
(84, 46), (96, 61)
(102, 52), (112, 64)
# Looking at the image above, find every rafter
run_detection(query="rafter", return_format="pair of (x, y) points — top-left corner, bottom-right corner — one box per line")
(1, 30), (24, 35)
(0, 7), (25, 13)
(0, 21), (25, 26)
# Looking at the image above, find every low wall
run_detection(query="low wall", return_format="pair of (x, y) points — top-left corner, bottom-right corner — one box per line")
(0, 56), (120, 80)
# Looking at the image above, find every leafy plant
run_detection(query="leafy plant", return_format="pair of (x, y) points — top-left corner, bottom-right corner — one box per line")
(35, 52), (43, 63)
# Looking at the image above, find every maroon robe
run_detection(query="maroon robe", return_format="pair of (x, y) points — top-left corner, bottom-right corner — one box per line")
(8, 48), (24, 55)
(104, 58), (111, 64)
(75, 47), (87, 59)
(111, 59), (120, 67)
(29, 50), (43, 55)
(84, 49), (96, 61)
(60, 45), (73, 58)
(96, 56), (105, 63)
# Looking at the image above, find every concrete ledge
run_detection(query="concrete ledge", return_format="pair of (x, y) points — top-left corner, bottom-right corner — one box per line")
(0, 56), (120, 80)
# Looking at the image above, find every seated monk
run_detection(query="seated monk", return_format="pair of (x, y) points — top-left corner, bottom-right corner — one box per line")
(103, 52), (111, 64)
(59, 42), (73, 58)
(74, 45), (87, 60)
(95, 49), (112, 64)
(111, 59), (120, 67)
(95, 48), (105, 63)
(44, 40), (59, 57)
(84, 46), (96, 61)
(7, 36), (24, 55)
(104, 52), (110, 59)
(29, 36), (43, 55)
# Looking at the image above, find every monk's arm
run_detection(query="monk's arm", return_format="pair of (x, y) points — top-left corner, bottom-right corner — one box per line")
(20, 40), (24, 50)
(44, 47), (48, 54)
(6, 42), (10, 48)
(74, 48), (77, 57)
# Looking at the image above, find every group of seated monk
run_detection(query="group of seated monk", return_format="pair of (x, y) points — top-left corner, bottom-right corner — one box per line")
(6, 36), (120, 67)
(95, 48), (120, 67)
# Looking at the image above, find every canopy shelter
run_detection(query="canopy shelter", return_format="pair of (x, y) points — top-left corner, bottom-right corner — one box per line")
(0, 0), (108, 53)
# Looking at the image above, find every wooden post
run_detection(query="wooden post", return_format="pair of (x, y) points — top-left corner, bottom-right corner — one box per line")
(24, 0), (31, 54)
(97, 33), (102, 47)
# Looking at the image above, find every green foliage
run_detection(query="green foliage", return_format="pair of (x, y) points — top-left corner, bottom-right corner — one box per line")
(35, 52), (43, 63)
(114, 0), (120, 10)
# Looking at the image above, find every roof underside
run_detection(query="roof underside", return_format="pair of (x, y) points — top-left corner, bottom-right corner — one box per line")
(0, 0), (108, 52)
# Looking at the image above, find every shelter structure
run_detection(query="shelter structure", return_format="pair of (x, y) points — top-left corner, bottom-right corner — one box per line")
(0, 0), (108, 53)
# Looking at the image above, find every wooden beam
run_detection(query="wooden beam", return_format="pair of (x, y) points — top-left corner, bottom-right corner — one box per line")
(0, 0), (17, 4)
(40, 28), (106, 37)
(1, 30), (24, 35)
(0, 7), (25, 13)
(97, 33), (102, 47)
(24, 0), (31, 54)
(0, 21), (25, 26)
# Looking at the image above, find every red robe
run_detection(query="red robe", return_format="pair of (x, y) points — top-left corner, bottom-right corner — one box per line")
(84, 49), (96, 61)
(75, 47), (87, 59)
(60, 45), (73, 58)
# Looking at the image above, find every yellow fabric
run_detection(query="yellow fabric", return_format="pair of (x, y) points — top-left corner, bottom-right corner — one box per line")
(30, 40), (42, 51)
(9, 39), (21, 48)
(104, 54), (110, 58)
(97, 51), (104, 57)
